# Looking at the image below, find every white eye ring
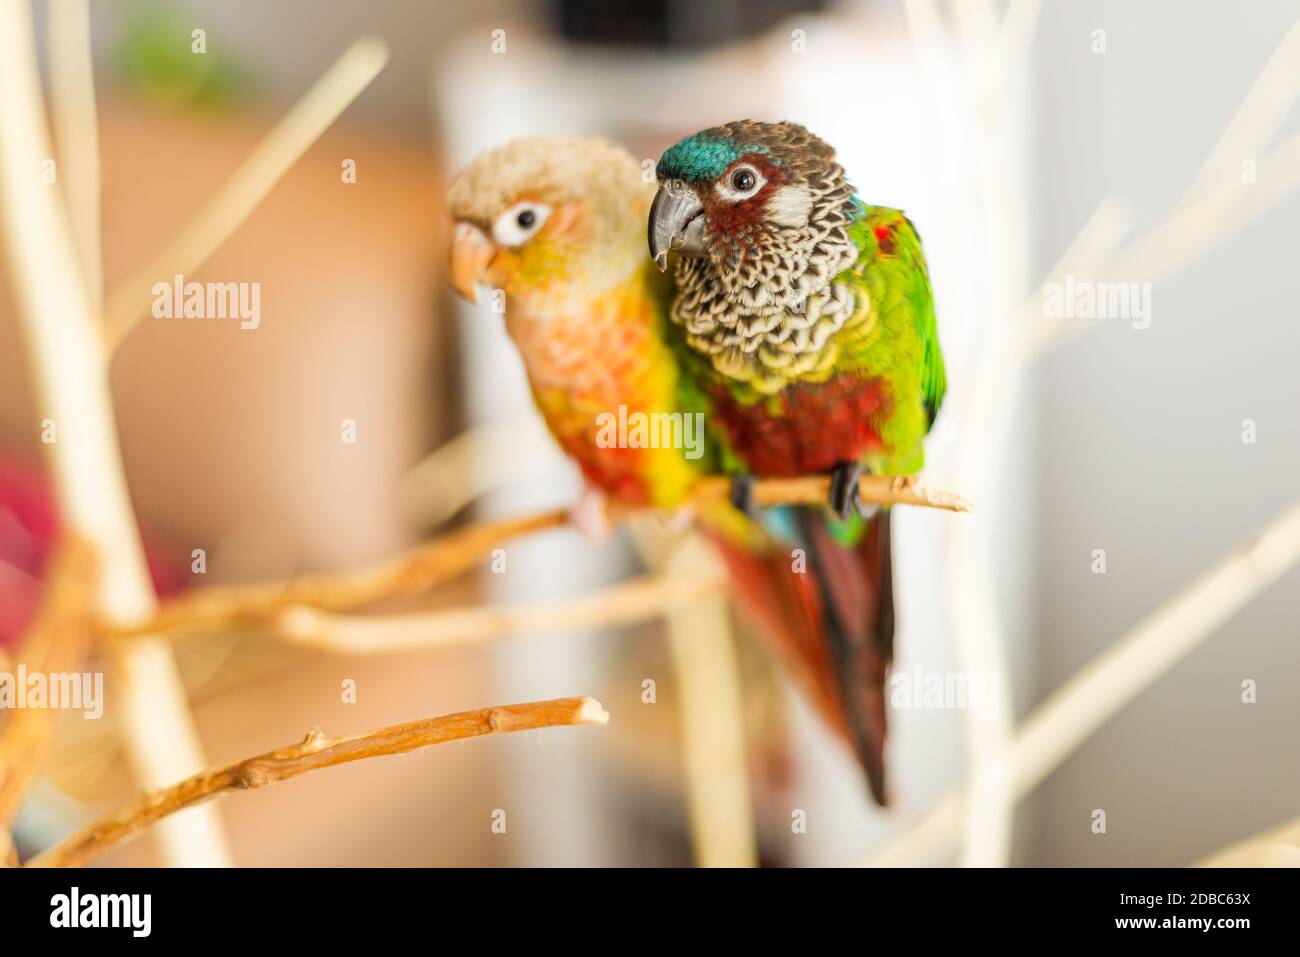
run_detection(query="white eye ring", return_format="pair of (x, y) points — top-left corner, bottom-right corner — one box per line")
(492, 202), (552, 247)
(715, 165), (765, 202)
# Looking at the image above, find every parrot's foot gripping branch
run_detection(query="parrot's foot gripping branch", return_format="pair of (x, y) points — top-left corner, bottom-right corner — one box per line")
(729, 473), (758, 517)
(828, 461), (864, 521)
(733, 462), (874, 521)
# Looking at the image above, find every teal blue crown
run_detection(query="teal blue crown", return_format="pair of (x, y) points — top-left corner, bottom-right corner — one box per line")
(656, 134), (773, 182)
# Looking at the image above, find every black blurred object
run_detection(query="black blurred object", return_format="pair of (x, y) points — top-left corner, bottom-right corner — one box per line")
(552, 0), (830, 49)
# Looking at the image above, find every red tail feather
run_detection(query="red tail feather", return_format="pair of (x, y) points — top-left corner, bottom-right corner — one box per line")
(706, 510), (894, 804)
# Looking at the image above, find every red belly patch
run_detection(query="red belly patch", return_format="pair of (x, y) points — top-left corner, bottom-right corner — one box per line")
(710, 376), (889, 477)
(557, 433), (650, 505)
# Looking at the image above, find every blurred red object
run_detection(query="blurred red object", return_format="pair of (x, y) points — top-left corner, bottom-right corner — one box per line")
(0, 455), (183, 648)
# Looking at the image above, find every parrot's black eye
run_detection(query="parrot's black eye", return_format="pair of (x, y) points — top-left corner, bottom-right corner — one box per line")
(716, 165), (765, 202)
(492, 202), (552, 247)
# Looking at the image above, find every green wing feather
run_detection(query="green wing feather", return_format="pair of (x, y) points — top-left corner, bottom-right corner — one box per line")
(848, 202), (944, 424)
(894, 214), (947, 428)
(834, 201), (946, 474)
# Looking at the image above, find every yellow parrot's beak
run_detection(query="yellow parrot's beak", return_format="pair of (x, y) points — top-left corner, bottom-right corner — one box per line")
(449, 222), (497, 303)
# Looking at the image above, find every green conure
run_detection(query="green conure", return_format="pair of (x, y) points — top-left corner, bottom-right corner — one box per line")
(649, 120), (947, 803)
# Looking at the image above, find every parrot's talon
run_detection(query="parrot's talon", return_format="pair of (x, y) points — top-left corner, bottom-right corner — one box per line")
(729, 474), (759, 516)
(828, 461), (863, 521)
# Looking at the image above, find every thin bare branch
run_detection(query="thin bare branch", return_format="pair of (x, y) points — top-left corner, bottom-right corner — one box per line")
(275, 570), (726, 654)
(28, 696), (609, 868)
(102, 37), (389, 350)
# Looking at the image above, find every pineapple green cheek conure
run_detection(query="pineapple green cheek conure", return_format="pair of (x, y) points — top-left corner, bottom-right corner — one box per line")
(649, 120), (949, 804)
(447, 137), (704, 524)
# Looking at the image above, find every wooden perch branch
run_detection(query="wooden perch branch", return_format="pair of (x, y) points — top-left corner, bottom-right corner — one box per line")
(0, 538), (98, 832)
(27, 697), (609, 869)
(109, 474), (969, 641)
(690, 473), (972, 513)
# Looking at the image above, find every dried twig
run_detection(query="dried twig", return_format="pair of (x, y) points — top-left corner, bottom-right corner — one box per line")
(0, 539), (98, 831)
(109, 474), (969, 641)
(275, 570), (726, 653)
(28, 696), (609, 868)
(102, 37), (389, 350)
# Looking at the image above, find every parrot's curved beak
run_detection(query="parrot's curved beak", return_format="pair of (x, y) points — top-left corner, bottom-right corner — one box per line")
(648, 182), (706, 272)
(449, 222), (497, 303)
